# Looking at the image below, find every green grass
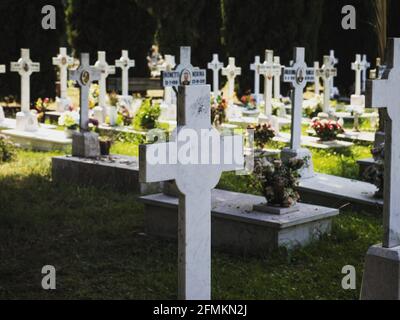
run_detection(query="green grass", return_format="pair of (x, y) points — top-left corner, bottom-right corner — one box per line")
(0, 143), (382, 300)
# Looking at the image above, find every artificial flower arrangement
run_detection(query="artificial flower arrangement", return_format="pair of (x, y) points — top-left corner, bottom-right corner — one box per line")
(35, 98), (50, 123)
(311, 118), (344, 141)
(252, 158), (305, 208)
(133, 99), (161, 130)
(364, 143), (384, 198)
(211, 94), (228, 126)
(58, 111), (79, 138)
(240, 91), (257, 110)
(89, 84), (100, 109)
(247, 123), (276, 150)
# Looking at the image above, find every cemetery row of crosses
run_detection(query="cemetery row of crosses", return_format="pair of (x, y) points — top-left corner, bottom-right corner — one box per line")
(1, 38), (400, 300)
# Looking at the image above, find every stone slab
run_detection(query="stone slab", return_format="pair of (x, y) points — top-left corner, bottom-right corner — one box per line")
(2, 128), (71, 151)
(357, 158), (375, 179)
(140, 189), (339, 255)
(276, 132), (354, 149)
(306, 129), (375, 144)
(0, 118), (56, 131)
(52, 155), (161, 194)
(297, 173), (383, 214)
(361, 245), (400, 300)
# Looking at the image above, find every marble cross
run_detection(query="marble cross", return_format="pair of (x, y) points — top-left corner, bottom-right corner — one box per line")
(351, 54), (365, 96)
(329, 50), (339, 97)
(366, 38), (400, 249)
(314, 61), (321, 96)
(283, 48), (315, 150)
(139, 84), (244, 300)
(115, 50), (135, 97)
(250, 56), (262, 105)
(259, 50), (281, 116)
(10, 49), (40, 113)
(273, 56), (282, 100)
(70, 53), (101, 131)
(317, 55), (337, 113)
(95, 51), (116, 108)
(361, 54), (371, 94)
(222, 57), (241, 107)
(162, 46), (206, 92)
(208, 54), (224, 96)
(52, 47), (74, 100)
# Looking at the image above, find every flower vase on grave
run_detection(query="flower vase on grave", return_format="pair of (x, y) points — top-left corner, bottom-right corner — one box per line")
(108, 106), (118, 127)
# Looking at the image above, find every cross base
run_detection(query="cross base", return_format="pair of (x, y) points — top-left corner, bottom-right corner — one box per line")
(16, 111), (39, 132)
(361, 245), (400, 300)
(281, 147), (315, 179)
(350, 95), (365, 108)
(72, 131), (100, 158)
(56, 97), (72, 113)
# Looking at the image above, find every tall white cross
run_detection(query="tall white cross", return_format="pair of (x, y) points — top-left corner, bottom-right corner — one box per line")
(70, 53), (101, 131)
(208, 54), (224, 96)
(250, 56), (262, 105)
(162, 46), (206, 92)
(314, 61), (321, 96)
(351, 54), (364, 96)
(361, 54), (371, 93)
(52, 47), (74, 100)
(115, 50), (135, 97)
(259, 50), (281, 116)
(273, 56), (282, 100)
(317, 56), (337, 113)
(222, 57), (241, 107)
(94, 51), (116, 108)
(139, 84), (244, 300)
(283, 48), (315, 150)
(367, 38), (400, 249)
(329, 50), (339, 97)
(10, 49), (40, 114)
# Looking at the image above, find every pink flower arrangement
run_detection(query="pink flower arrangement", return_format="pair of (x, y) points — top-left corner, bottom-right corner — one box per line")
(311, 118), (344, 141)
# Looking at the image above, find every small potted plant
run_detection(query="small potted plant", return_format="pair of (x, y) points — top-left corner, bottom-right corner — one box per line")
(35, 98), (50, 123)
(311, 118), (344, 143)
(58, 111), (79, 138)
(241, 91), (259, 117)
(248, 123), (276, 151)
(252, 158), (305, 210)
(364, 143), (384, 198)
(88, 118), (113, 156)
(0, 134), (16, 163)
(133, 99), (161, 131)
(211, 95), (228, 127)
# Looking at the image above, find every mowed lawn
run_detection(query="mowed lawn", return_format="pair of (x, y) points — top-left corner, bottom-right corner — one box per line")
(0, 142), (382, 300)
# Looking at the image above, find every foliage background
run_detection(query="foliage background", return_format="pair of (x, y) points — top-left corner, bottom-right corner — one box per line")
(0, 0), (399, 99)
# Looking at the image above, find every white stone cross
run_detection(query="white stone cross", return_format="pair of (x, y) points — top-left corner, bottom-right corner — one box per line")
(163, 55), (176, 106)
(52, 47), (74, 101)
(10, 49), (40, 114)
(361, 54), (371, 93)
(329, 50), (339, 97)
(250, 56), (262, 105)
(222, 57), (241, 107)
(314, 61), (321, 96)
(162, 47), (206, 92)
(259, 50), (281, 116)
(70, 53), (101, 131)
(283, 48), (315, 150)
(208, 54), (224, 96)
(115, 50), (135, 97)
(367, 38), (400, 249)
(139, 84), (244, 300)
(317, 55), (337, 113)
(351, 54), (365, 96)
(273, 56), (282, 100)
(95, 51), (116, 108)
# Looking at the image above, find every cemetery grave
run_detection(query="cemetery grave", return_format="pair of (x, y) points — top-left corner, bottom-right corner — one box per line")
(1, 1), (400, 301)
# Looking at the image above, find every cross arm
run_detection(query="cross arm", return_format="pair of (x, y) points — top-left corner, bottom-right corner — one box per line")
(139, 142), (178, 183)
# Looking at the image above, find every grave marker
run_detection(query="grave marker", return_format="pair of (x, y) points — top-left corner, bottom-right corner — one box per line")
(115, 50), (135, 97)
(70, 53), (102, 158)
(52, 47), (74, 111)
(281, 47), (315, 178)
(250, 56), (262, 105)
(351, 54), (367, 107)
(329, 50), (339, 98)
(361, 38), (400, 300)
(162, 46), (206, 92)
(317, 56), (337, 113)
(273, 56), (282, 100)
(314, 61), (321, 96)
(361, 54), (370, 93)
(208, 54), (224, 96)
(222, 57), (241, 107)
(95, 51), (116, 108)
(163, 55), (176, 106)
(11, 48), (40, 132)
(139, 84), (244, 300)
(259, 50), (281, 116)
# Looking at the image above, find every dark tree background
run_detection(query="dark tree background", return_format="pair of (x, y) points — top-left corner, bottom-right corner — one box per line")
(0, 0), (399, 100)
